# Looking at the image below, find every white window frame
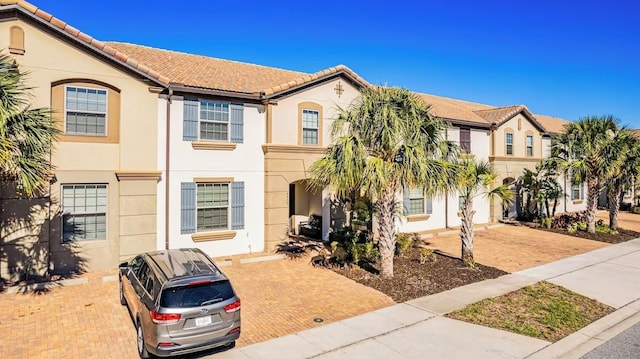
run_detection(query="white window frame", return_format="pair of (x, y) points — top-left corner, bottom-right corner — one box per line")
(301, 109), (319, 145)
(506, 132), (514, 155)
(61, 184), (108, 242)
(196, 182), (230, 232)
(199, 100), (230, 142)
(63, 85), (108, 136)
(571, 182), (584, 200)
(526, 134), (533, 157)
(407, 188), (432, 215)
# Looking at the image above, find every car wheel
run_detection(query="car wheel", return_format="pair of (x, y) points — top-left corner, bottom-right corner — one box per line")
(119, 277), (126, 305)
(137, 321), (150, 359)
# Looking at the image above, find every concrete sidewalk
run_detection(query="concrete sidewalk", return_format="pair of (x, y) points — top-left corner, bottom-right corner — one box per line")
(211, 238), (640, 359)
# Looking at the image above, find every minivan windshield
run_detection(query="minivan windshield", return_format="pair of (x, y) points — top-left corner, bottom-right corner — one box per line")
(160, 280), (234, 308)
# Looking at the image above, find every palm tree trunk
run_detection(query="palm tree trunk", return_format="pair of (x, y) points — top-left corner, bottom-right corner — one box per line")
(586, 178), (599, 234)
(608, 183), (622, 229)
(460, 197), (475, 267)
(552, 200), (558, 217)
(376, 188), (397, 278)
(545, 200), (550, 217)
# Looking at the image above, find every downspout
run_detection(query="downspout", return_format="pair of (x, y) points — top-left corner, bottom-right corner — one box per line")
(444, 123), (449, 228)
(164, 87), (173, 250)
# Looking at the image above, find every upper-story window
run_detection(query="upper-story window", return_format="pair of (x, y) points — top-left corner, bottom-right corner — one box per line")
(302, 109), (319, 145)
(526, 134), (534, 157)
(459, 127), (471, 152)
(199, 100), (229, 141)
(297, 102), (323, 146)
(65, 86), (108, 136)
(52, 80), (120, 144)
(183, 99), (243, 145)
(506, 132), (514, 155)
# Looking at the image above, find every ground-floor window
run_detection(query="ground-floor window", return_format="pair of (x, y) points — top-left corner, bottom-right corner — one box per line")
(62, 184), (107, 242)
(404, 188), (433, 215)
(197, 183), (229, 231)
(571, 182), (584, 200)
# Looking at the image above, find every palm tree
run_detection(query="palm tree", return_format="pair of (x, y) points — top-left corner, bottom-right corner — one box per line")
(540, 176), (563, 217)
(457, 159), (513, 267)
(549, 116), (623, 234)
(308, 87), (458, 278)
(0, 54), (58, 196)
(605, 130), (640, 229)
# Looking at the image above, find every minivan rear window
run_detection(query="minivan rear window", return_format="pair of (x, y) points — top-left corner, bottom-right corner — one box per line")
(160, 280), (234, 308)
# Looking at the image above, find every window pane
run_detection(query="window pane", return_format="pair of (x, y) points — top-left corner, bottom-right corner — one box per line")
(409, 198), (424, 214)
(506, 133), (513, 144)
(302, 129), (318, 144)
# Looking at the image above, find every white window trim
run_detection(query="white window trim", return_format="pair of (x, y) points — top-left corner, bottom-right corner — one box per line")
(196, 182), (231, 232)
(571, 182), (585, 200)
(301, 109), (320, 145)
(63, 85), (109, 137)
(199, 100), (230, 142)
(407, 188), (432, 215)
(526, 135), (533, 157)
(506, 132), (514, 155)
(61, 183), (108, 243)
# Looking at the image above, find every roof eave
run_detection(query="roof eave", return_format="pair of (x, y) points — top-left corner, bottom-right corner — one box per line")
(445, 118), (492, 129)
(169, 84), (263, 101)
(264, 69), (369, 100)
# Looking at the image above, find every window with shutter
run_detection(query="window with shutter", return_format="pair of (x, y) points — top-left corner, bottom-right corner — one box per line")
(459, 128), (471, 152)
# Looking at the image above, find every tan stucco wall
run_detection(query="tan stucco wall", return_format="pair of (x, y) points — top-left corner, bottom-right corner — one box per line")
(492, 114), (543, 158)
(264, 79), (361, 249)
(489, 158), (541, 221)
(0, 18), (160, 275)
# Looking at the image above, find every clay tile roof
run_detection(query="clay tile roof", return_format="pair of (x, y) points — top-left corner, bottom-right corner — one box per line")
(106, 42), (307, 94)
(474, 105), (526, 124)
(417, 92), (494, 125)
(533, 113), (571, 134)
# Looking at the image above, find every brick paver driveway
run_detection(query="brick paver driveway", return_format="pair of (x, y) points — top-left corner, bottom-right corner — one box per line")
(424, 225), (609, 272)
(0, 256), (393, 359)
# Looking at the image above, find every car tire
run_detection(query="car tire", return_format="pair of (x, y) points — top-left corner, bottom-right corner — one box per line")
(119, 277), (126, 305)
(137, 321), (150, 359)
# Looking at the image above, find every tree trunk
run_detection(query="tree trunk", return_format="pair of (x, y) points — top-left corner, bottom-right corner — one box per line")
(460, 196), (475, 267)
(586, 178), (599, 234)
(608, 182), (622, 229)
(552, 200), (558, 217)
(376, 188), (397, 278)
(545, 200), (550, 217)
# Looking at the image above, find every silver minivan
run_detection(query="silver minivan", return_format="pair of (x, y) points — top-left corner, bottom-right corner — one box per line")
(119, 248), (240, 358)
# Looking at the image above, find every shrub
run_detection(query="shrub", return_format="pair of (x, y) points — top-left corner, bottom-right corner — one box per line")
(418, 247), (435, 264)
(632, 206), (640, 215)
(552, 211), (587, 229)
(620, 202), (632, 211)
(395, 232), (417, 256)
(541, 217), (553, 229)
(328, 228), (378, 265)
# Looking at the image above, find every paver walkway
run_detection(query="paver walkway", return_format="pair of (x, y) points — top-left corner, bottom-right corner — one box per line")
(423, 225), (608, 272)
(0, 256), (393, 358)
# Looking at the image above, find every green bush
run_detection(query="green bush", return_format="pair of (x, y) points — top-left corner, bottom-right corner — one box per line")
(395, 232), (417, 256)
(631, 206), (640, 214)
(329, 228), (378, 265)
(541, 217), (553, 229)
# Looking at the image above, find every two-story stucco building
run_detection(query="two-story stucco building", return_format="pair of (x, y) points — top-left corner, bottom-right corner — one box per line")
(0, 0), (585, 281)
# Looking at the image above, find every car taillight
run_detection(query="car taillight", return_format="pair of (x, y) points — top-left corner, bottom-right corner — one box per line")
(224, 299), (241, 313)
(157, 342), (177, 348)
(228, 327), (240, 334)
(151, 310), (181, 324)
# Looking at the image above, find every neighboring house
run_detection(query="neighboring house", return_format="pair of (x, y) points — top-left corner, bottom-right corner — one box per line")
(0, 1), (584, 280)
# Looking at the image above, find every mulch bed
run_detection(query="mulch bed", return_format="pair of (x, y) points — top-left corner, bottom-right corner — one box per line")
(331, 248), (508, 303)
(536, 227), (640, 244)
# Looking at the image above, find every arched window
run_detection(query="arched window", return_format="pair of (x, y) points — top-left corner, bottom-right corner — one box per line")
(51, 79), (121, 143)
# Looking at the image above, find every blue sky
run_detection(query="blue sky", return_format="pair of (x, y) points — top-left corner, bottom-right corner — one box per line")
(30, 0), (640, 126)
